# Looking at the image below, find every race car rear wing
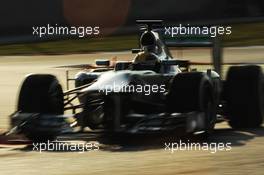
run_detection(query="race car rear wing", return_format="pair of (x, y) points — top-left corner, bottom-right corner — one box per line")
(156, 26), (222, 75)
(162, 32), (223, 75)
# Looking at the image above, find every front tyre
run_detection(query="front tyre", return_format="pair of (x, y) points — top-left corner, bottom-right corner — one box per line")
(167, 72), (216, 136)
(17, 74), (64, 142)
(224, 65), (264, 129)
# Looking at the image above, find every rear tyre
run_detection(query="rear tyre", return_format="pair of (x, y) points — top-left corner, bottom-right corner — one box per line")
(167, 72), (216, 136)
(224, 65), (264, 129)
(17, 74), (64, 142)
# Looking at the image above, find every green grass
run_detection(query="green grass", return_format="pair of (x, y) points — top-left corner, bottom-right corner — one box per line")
(222, 22), (264, 47)
(0, 22), (263, 55)
(0, 35), (138, 55)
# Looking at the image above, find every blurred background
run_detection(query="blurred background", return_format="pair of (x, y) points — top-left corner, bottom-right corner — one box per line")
(1, 2), (264, 174)
(0, 0), (264, 55)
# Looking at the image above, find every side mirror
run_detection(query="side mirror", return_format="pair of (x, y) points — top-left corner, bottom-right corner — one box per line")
(131, 49), (142, 54)
(115, 61), (132, 71)
(95, 59), (110, 66)
(162, 60), (190, 72)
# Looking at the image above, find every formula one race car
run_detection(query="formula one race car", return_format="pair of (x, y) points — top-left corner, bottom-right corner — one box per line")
(9, 20), (264, 142)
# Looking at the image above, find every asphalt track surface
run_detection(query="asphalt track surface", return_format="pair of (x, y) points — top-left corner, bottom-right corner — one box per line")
(0, 47), (264, 175)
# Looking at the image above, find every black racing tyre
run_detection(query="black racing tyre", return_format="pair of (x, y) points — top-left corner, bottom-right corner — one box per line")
(167, 72), (214, 112)
(18, 74), (64, 114)
(224, 65), (264, 129)
(167, 72), (216, 135)
(17, 74), (64, 141)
